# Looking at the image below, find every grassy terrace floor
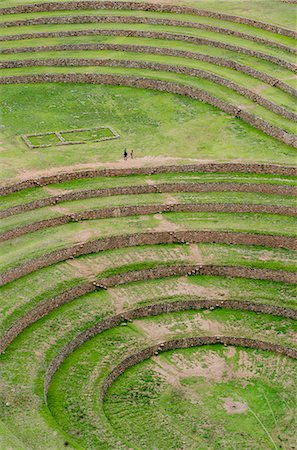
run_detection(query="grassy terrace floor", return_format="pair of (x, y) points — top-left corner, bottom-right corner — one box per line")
(0, 1), (297, 178)
(1, 84), (296, 182)
(1, 243), (296, 331)
(0, 0), (296, 448)
(2, 307), (296, 449)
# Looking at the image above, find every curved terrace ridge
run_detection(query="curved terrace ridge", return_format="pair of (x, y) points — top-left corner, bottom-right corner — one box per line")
(0, 74), (296, 147)
(2, 36), (295, 98)
(0, 1), (295, 39)
(1, 231), (296, 286)
(99, 336), (297, 402)
(0, 280), (297, 354)
(3, 58), (296, 121)
(44, 331), (297, 404)
(2, 34), (295, 73)
(1, 202), (296, 243)
(0, 16), (295, 55)
(1, 163), (296, 196)
(1, 181), (296, 220)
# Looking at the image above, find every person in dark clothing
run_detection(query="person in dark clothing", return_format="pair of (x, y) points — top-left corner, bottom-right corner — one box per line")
(124, 149), (128, 160)
(130, 150), (134, 159)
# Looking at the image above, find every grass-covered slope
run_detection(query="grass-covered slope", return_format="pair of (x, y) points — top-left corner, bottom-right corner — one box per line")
(0, 1), (296, 449)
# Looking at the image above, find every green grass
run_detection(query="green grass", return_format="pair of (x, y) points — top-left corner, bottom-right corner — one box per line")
(0, 244), (191, 331)
(60, 127), (115, 142)
(0, 2), (296, 448)
(0, 7), (295, 47)
(1, 302), (296, 448)
(26, 132), (61, 147)
(1, 171), (296, 213)
(1, 190), (296, 235)
(3, 65), (292, 136)
(1, 32), (295, 80)
(0, 419), (26, 450)
(105, 345), (297, 449)
(1, 241), (295, 336)
(1, 45), (296, 114)
(1, 240), (295, 325)
(1, 19), (295, 63)
(0, 210), (296, 272)
(0, 269), (296, 447)
(0, 0), (296, 31)
(45, 310), (297, 449)
(0, 83), (296, 183)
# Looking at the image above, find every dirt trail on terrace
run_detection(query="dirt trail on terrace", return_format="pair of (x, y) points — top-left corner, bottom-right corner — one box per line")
(111, 277), (226, 313)
(154, 212), (184, 232)
(189, 243), (204, 264)
(135, 314), (223, 342)
(152, 349), (255, 388)
(15, 156), (216, 181)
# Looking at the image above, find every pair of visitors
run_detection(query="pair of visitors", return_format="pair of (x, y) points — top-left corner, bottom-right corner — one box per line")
(124, 149), (134, 160)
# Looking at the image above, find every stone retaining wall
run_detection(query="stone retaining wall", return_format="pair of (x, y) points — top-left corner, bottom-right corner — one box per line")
(0, 1), (295, 38)
(1, 230), (296, 287)
(2, 33), (295, 98)
(3, 58), (295, 121)
(100, 336), (297, 400)
(1, 15), (295, 55)
(1, 164), (296, 196)
(0, 280), (297, 360)
(44, 320), (297, 396)
(1, 202), (296, 242)
(1, 74), (296, 147)
(2, 182), (296, 219)
(2, 33), (295, 73)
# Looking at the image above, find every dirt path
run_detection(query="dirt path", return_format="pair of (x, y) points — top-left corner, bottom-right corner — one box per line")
(49, 205), (72, 215)
(15, 156), (215, 181)
(153, 213), (184, 232)
(111, 277), (225, 313)
(66, 258), (98, 280)
(164, 193), (179, 204)
(189, 243), (204, 264)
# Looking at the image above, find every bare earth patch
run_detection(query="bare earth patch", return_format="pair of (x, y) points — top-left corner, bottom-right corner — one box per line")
(164, 193), (179, 204)
(221, 397), (248, 414)
(66, 259), (98, 280)
(189, 243), (204, 264)
(110, 277), (225, 312)
(43, 186), (69, 195)
(134, 320), (171, 342)
(135, 314), (223, 340)
(152, 350), (255, 387)
(50, 205), (71, 215)
(153, 213), (184, 232)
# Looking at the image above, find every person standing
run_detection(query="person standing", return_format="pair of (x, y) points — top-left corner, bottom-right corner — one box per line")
(124, 148), (128, 160)
(130, 150), (134, 159)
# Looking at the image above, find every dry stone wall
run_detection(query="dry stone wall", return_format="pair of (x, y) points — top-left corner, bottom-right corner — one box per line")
(100, 336), (297, 399)
(1, 163), (296, 196)
(0, 74), (296, 147)
(1, 202), (296, 242)
(1, 230), (296, 287)
(0, 1), (295, 38)
(1, 33), (295, 97)
(2, 182), (296, 219)
(2, 262), (297, 355)
(2, 33), (295, 72)
(44, 326), (297, 397)
(2, 58), (295, 121)
(1, 15), (295, 55)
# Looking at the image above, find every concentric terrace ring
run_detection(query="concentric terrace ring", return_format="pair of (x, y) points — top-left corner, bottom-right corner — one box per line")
(1, 230), (296, 286)
(0, 75), (296, 147)
(2, 58), (295, 121)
